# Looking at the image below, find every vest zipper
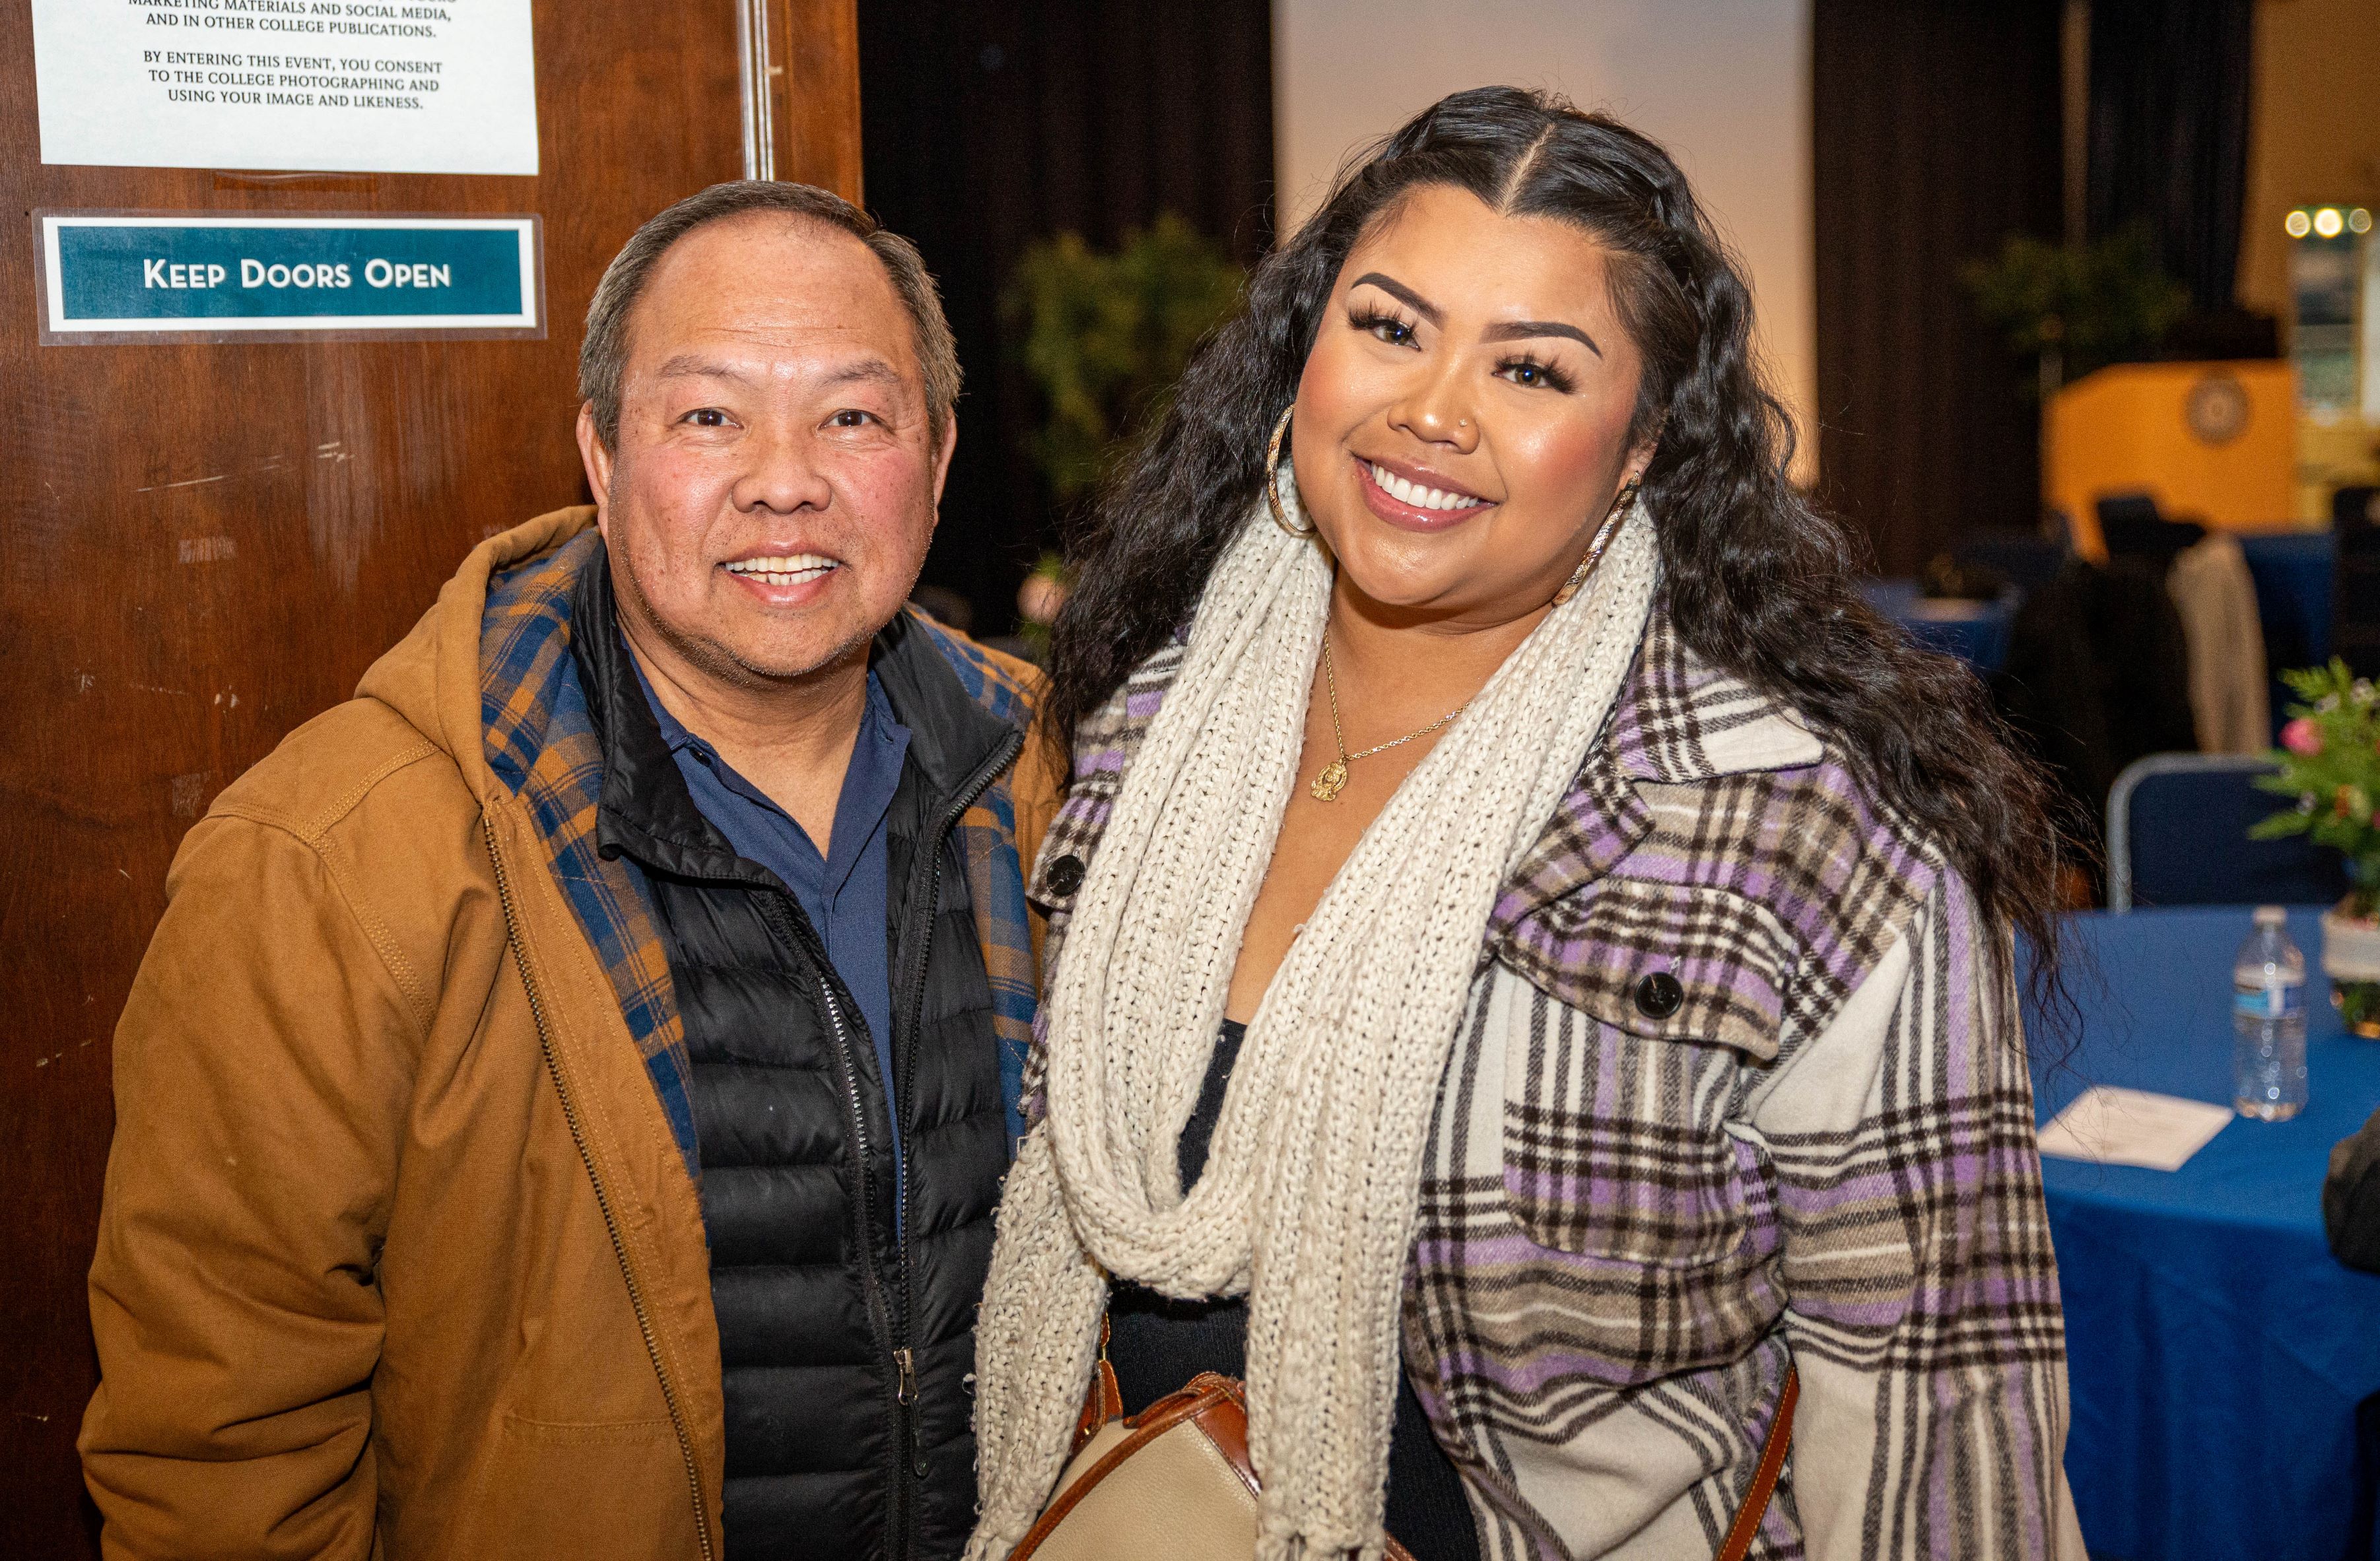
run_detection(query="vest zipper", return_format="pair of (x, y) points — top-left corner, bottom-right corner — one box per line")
(481, 814), (717, 1561)
(887, 725), (1025, 1498)
(754, 892), (909, 1557)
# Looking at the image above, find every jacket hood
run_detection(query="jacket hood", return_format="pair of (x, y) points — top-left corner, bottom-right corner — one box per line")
(353, 504), (598, 802)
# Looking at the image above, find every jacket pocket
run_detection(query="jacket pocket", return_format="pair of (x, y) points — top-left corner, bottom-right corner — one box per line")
(1496, 879), (1784, 1267)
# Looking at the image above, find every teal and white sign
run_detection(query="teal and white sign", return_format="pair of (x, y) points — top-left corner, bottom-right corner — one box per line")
(38, 213), (543, 342)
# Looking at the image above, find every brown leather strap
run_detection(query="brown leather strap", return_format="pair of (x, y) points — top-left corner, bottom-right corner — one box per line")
(1717, 1366), (1798, 1561)
(1070, 1314), (1124, 1457)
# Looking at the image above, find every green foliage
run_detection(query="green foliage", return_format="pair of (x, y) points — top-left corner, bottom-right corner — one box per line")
(1960, 226), (2191, 399)
(1003, 214), (1245, 503)
(2249, 659), (2380, 915)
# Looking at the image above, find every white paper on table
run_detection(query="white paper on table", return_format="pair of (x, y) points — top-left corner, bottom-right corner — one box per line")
(2035, 1086), (2234, 1171)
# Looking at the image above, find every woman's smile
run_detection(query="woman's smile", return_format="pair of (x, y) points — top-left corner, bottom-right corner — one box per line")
(1352, 453), (1495, 531)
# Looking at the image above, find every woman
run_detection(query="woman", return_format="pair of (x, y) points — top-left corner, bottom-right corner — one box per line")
(970, 88), (2084, 1561)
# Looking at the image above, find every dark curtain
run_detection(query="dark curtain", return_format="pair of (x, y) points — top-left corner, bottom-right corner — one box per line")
(1812, 0), (2065, 578)
(2087, 0), (2255, 314)
(858, 1), (1275, 637)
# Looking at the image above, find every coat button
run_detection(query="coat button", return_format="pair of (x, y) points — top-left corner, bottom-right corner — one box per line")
(1633, 971), (1684, 1020)
(1045, 853), (1086, 896)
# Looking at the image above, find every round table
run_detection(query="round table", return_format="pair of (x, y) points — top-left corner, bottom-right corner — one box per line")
(1860, 579), (2019, 673)
(2025, 906), (2380, 1561)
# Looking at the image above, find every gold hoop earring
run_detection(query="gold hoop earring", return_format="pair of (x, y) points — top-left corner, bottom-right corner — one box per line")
(1265, 406), (1314, 538)
(1551, 478), (1642, 607)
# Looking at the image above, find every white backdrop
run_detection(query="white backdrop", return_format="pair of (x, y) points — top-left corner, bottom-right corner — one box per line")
(1272, 0), (1816, 481)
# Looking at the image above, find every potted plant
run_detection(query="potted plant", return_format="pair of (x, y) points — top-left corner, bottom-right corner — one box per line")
(2252, 660), (2380, 1036)
(1961, 224), (2190, 401)
(1001, 214), (1244, 661)
(1003, 213), (1245, 506)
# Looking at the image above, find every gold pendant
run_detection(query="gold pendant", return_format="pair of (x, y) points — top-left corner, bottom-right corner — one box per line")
(1310, 758), (1349, 801)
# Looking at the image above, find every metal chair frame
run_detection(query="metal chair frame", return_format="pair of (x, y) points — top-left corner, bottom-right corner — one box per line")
(2105, 751), (2283, 912)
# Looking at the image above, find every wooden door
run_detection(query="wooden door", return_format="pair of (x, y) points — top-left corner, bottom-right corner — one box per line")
(0, 4), (859, 1554)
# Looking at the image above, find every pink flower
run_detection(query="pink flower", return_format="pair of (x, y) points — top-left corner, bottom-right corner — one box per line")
(2282, 717), (2324, 756)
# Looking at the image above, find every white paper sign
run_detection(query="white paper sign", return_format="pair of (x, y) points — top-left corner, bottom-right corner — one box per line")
(2036, 1086), (2234, 1172)
(31, 0), (537, 176)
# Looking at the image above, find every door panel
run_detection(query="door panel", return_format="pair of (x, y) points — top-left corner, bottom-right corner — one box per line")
(0, 3), (858, 1554)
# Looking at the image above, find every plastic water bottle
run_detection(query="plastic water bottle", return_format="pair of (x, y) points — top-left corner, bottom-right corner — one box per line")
(2232, 906), (2308, 1121)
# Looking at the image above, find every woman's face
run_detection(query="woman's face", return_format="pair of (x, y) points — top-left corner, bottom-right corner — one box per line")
(1291, 183), (1654, 626)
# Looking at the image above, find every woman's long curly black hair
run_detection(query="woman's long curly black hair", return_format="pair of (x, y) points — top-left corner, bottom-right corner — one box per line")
(1045, 86), (2070, 1002)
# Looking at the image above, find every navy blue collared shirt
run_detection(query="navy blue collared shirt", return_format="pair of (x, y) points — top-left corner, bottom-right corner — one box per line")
(634, 661), (914, 1184)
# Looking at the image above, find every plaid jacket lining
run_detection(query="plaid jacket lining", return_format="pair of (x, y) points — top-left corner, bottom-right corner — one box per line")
(1021, 606), (2072, 1560)
(481, 532), (1042, 1173)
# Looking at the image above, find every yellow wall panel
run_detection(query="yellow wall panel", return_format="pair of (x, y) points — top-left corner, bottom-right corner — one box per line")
(2046, 361), (2299, 558)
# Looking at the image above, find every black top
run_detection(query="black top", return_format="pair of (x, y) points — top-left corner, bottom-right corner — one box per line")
(1105, 1022), (1482, 1561)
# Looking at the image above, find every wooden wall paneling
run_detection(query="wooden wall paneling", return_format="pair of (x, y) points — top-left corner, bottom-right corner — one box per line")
(774, 0), (866, 202)
(0, 5), (856, 1556)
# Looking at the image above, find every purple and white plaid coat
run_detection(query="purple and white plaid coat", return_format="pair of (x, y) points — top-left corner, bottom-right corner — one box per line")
(1024, 606), (2083, 1561)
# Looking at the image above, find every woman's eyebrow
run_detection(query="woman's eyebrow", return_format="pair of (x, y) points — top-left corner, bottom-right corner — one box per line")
(1481, 319), (1603, 358)
(1347, 272), (1442, 325)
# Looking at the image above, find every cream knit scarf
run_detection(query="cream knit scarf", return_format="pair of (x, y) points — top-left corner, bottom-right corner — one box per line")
(967, 479), (1659, 1561)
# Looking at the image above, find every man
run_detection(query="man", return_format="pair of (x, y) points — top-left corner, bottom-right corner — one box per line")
(80, 182), (1060, 1561)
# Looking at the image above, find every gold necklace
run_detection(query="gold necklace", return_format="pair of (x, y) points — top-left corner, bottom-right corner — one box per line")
(1309, 628), (1470, 801)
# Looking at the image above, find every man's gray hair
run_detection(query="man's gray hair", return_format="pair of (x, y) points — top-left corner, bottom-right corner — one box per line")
(578, 181), (961, 449)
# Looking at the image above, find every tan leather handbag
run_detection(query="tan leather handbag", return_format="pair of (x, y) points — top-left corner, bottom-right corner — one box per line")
(1008, 1334), (1798, 1561)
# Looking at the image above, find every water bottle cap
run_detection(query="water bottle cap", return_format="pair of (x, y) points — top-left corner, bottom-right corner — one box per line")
(2253, 905), (2286, 926)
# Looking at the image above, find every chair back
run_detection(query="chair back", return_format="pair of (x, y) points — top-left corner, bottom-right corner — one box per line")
(2096, 493), (2205, 575)
(2106, 753), (2350, 910)
(1953, 532), (2067, 597)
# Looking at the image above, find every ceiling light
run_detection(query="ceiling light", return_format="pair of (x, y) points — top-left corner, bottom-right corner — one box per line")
(2352, 209), (2373, 236)
(2286, 209), (2313, 238)
(2314, 207), (2346, 238)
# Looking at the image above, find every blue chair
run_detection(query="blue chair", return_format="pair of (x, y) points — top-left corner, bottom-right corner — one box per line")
(2105, 753), (2351, 910)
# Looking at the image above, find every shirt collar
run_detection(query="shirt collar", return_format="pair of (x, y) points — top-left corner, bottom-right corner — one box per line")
(1487, 604), (1825, 933)
(1604, 607), (1823, 785)
(629, 653), (905, 774)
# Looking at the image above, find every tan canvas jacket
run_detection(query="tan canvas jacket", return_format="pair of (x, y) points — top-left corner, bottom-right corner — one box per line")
(79, 508), (1060, 1560)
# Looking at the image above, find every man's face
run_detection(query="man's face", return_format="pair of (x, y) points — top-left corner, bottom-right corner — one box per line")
(578, 213), (953, 691)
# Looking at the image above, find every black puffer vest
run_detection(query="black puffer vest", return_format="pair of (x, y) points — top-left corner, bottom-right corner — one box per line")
(572, 559), (1019, 1561)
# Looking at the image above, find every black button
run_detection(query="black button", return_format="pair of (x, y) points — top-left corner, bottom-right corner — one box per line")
(1633, 971), (1684, 1020)
(1045, 853), (1086, 896)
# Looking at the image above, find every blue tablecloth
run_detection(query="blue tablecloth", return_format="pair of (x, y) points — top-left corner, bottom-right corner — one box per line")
(2023, 907), (2380, 1561)
(1862, 579), (2019, 673)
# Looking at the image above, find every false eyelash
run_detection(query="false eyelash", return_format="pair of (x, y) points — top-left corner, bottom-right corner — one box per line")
(1347, 306), (1417, 345)
(1497, 354), (1575, 394)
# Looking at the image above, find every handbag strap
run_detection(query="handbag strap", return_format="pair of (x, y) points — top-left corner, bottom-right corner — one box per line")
(1070, 1313), (1124, 1457)
(1716, 1365), (1798, 1561)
